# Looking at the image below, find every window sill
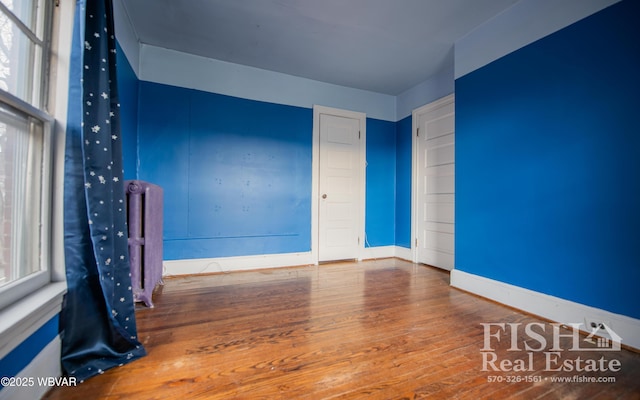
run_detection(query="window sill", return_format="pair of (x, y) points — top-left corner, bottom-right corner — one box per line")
(0, 282), (67, 360)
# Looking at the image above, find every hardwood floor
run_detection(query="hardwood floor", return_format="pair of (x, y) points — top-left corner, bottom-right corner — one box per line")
(44, 259), (640, 399)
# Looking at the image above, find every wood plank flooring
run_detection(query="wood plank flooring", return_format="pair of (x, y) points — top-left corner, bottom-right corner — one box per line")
(44, 259), (640, 399)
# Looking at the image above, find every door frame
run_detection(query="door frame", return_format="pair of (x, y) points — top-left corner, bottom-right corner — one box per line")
(411, 94), (455, 265)
(311, 105), (367, 264)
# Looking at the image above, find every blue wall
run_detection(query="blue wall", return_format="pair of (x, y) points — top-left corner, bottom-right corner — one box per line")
(137, 82), (314, 260)
(365, 118), (396, 247)
(395, 116), (412, 248)
(136, 81), (402, 259)
(456, 0), (640, 319)
(116, 42), (138, 180)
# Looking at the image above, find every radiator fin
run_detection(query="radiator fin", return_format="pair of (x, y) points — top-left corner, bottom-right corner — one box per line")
(125, 180), (164, 308)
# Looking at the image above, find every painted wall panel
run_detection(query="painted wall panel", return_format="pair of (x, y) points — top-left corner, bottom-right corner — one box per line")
(116, 41), (138, 180)
(137, 82), (313, 260)
(365, 118), (396, 247)
(395, 115), (412, 248)
(137, 82), (191, 240)
(456, 0), (640, 319)
(187, 90), (312, 258)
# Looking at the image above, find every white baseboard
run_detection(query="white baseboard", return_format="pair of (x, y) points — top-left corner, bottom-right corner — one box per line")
(362, 245), (396, 260)
(450, 269), (640, 351)
(394, 246), (413, 262)
(163, 252), (315, 276)
(361, 245), (413, 261)
(164, 246), (416, 276)
(0, 336), (62, 400)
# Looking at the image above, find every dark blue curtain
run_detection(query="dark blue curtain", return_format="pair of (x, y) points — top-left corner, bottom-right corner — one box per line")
(61, 0), (146, 381)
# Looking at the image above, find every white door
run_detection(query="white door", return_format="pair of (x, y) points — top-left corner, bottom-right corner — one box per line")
(414, 95), (455, 270)
(316, 110), (363, 262)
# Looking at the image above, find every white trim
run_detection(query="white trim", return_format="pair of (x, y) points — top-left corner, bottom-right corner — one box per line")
(312, 105), (367, 265)
(359, 246), (413, 262)
(0, 0), (70, 386)
(48, 0), (73, 283)
(394, 246), (413, 262)
(0, 91), (55, 309)
(410, 94), (455, 266)
(451, 269), (640, 351)
(0, 282), (66, 360)
(0, 336), (62, 400)
(163, 252), (315, 276)
(410, 111), (419, 264)
(163, 246), (418, 276)
(164, 247), (417, 276)
(361, 246), (396, 260)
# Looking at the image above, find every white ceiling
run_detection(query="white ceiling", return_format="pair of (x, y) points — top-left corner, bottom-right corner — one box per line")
(121, 0), (519, 95)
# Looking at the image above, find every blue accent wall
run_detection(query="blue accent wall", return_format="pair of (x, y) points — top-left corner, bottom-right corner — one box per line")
(137, 82), (313, 260)
(116, 42), (138, 180)
(137, 81), (405, 259)
(365, 118), (396, 247)
(456, 0), (640, 319)
(395, 115), (412, 248)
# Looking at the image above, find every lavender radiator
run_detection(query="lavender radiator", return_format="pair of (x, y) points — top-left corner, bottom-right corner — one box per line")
(125, 180), (163, 307)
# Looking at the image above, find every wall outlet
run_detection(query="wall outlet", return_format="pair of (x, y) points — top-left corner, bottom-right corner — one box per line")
(584, 317), (612, 338)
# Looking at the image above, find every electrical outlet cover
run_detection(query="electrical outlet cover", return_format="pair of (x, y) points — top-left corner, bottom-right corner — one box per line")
(583, 317), (612, 338)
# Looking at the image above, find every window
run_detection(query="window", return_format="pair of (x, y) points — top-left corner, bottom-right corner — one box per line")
(0, 0), (53, 310)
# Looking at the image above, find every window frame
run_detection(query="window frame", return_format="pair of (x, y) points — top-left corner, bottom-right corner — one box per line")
(0, 0), (55, 309)
(0, 0), (52, 109)
(0, 0), (69, 377)
(0, 89), (53, 310)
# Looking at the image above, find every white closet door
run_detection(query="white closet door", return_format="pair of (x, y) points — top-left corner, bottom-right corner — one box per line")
(415, 96), (455, 270)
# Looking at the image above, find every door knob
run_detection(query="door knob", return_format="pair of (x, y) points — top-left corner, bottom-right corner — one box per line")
(322, 194), (327, 199)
